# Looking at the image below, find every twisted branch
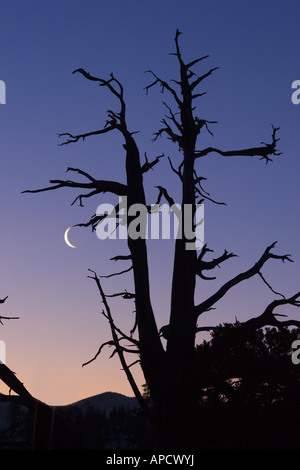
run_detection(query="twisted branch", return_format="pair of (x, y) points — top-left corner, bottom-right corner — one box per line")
(85, 270), (152, 421)
(240, 292), (300, 334)
(196, 125), (281, 164)
(196, 244), (237, 280)
(195, 242), (293, 317)
(23, 168), (127, 207)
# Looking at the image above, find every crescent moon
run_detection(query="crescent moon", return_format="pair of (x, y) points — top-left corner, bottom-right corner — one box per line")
(64, 227), (76, 248)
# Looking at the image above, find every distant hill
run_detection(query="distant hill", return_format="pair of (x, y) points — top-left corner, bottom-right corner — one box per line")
(0, 391), (139, 430)
(64, 391), (139, 416)
(0, 392), (147, 450)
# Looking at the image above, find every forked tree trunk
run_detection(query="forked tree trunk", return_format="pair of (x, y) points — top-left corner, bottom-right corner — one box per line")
(18, 30), (296, 451)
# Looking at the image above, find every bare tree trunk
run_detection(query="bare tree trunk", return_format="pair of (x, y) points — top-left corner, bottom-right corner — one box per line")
(124, 132), (165, 408)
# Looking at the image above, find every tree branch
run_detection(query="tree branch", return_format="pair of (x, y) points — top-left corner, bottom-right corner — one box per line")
(194, 180), (226, 206)
(57, 125), (117, 146)
(0, 363), (36, 410)
(110, 254), (132, 262)
(185, 55), (210, 71)
(66, 167), (95, 182)
(106, 290), (135, 300)
(154, 185), (176, 207)
(196, 244), (237, 280)
(190, 66), (220, 91)
(141, 152), (164, 174)
(82, 340), (114, 367)
(73, 69), (124, 103)
(168, 156), (183, 181)
(0, 296), (19, 324)
(196, 125), (281, 164)
(23, 170), (127, 207)
(76, 199), (125, 231)
(152, 118), (183, 146)
(86, 270), (153, 422)
(99, 265), (133, 279)
(258, 271), (286, 299)
(72, 69), (127, 125)
(239, 292), (300, 334)
(162, 101), (183, 134)
(0, 315), (20, 325)
(144, 70), (182, 108)
(195, 242), (293, 317)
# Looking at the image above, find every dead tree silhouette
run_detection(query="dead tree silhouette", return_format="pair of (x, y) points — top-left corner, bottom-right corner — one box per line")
(3, 30), (298, 449)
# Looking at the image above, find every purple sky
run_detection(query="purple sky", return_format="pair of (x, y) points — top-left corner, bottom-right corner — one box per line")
(0, 0), (299, 405)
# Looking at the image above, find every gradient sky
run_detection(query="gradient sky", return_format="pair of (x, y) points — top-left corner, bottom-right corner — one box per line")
(0, 0), (299, 406)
